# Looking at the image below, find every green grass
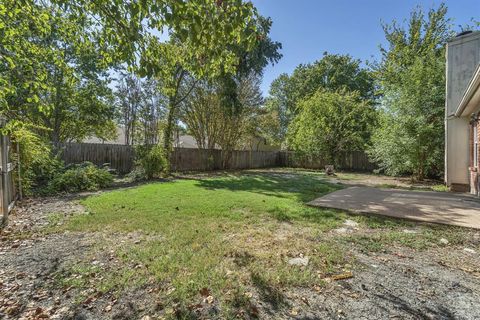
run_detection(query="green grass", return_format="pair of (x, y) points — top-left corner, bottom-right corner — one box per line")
(66, 172), (344, 232)
(46, 212), (64, 227)
(59, 171), (354, 317)
(55, 170), (471, 318)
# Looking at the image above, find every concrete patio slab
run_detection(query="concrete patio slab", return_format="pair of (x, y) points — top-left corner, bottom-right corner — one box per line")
(308, 186), (480, 229)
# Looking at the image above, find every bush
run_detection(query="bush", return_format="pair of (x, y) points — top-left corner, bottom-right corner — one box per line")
(47, 162), (113, 194)
(9, 125), (64, 195)
(130, 145), (168, 180)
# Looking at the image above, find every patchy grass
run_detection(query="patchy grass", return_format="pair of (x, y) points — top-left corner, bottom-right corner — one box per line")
(342, 224), (470, 253)
(46, 212), (64, 227)
(54, 170), (473, 318)
(59, 172), (351, 316)
(431, 184), (449, 192)
(334, 171), (448, 192)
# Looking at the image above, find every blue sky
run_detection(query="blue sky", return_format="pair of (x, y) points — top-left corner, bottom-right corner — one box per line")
(251, 0), (480, 96)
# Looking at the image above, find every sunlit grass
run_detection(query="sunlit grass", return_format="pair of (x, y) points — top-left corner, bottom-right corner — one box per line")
(56, 170), (471, 318)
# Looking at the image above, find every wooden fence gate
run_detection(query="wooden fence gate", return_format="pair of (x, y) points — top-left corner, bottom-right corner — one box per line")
(0, 118), (17, 225)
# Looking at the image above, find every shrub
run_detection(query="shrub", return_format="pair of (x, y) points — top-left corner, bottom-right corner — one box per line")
(130, 145), (168, 180)
(10, 125), (63, 195)
(47, 162), (113, 194)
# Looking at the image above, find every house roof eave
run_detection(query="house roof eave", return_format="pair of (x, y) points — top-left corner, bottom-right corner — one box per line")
(455, 63), (480, 117)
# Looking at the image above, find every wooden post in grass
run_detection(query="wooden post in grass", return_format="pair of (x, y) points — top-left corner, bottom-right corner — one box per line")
(16, 142), (22, 200)
(0, 117), (8, 223)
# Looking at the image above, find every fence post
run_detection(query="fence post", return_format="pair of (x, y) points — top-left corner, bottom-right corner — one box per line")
(0, 118), (9, 224)
(16, 142), (22, 200)
(249, 150), (252, 169)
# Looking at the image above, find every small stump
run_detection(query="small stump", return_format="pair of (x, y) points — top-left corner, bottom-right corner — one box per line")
(325, 165), (336, 176)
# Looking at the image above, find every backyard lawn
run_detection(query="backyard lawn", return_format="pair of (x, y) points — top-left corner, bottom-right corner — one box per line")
(1, 169), (479, 319)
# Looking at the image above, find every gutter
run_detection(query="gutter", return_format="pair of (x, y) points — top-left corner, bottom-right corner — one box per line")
(455, 63), (480, 117)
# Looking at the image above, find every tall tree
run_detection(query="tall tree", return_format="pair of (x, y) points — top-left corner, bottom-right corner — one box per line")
(116, 75), (142, 145)
(2, 1), (117, 143)
(152, 14), (281, 161)
(180, 74), (264, 153)
(265, 53), (374, 145)
(368, 4), (453, 179)
(179, 16), (281, 159)
(2, 0), (262, 135)
(180, 80), (221, 150)
(216, 74), (265, 165)
(288, 89), (376, 165)
(116, 75), (167, 145)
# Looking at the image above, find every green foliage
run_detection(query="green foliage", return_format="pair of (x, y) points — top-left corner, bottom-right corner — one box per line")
(158, 12), (280, 167)
(288, 90), (377, 165)
(47, 162), (113, 194)
(132, 145), (169, 180)
(0, 0), (51, 113)
(287, 53), (375, 107)
(3, 0), (263, 151)
(368, 4), (452, 179)
(265, 53), (374, 144)
(8, 122), (113, 196)
(9, 124), (62, 195)
(2, 0), (117, 143)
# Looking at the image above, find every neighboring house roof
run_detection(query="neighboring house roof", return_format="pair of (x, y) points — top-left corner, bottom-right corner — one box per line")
(175, 135), (221, 149)
(176, 135), (200, 148)
(83, 126), (126, 144)
(456, 63), (480, 117)
(83, 128), (278, 151)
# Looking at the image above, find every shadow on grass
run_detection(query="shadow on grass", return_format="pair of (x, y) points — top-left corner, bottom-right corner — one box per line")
(194, 172), (342, 203)
(230, 250), (255, 267)
(195, 172), (421, 230)
(250, 272), (289, 311)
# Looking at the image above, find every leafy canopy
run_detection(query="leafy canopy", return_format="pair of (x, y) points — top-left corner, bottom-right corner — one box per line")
(265, 53), (374, 144)
(368, 4), (453, 179)
(288, 89), (377, 165)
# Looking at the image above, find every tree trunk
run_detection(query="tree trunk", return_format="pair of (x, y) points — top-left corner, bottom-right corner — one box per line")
(162, 97), (177, 173)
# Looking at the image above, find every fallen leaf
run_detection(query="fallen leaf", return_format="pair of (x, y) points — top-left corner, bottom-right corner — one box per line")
(83, 296), (95, 305)
(205, 296), (214, 304)
(250, 305), (259, 318)
(188, 303), (203, 311)
(199, 287), (210, 297)
(301, 297), (309, 306)
(331, 271), (353, 281)
(6, 305), (20, 315)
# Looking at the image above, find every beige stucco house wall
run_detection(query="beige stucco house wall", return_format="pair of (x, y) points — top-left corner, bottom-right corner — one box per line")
(445, 31), (480, 195)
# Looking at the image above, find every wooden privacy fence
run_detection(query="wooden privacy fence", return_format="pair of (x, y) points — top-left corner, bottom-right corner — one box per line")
(58, 143), (284, 173)
(59, 143), (135, 173)
(170, 148), (282, 172)
(283, 151), (376, 172)
(0, 118), (18, 224)
(58, 143), (376, 174)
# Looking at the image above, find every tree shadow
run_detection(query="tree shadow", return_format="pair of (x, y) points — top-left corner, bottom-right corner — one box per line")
(373, 292), (457, 319)
(228, 250), (255, 267)
(250, 272), (289, 311)
(194, 171), (342, 203)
